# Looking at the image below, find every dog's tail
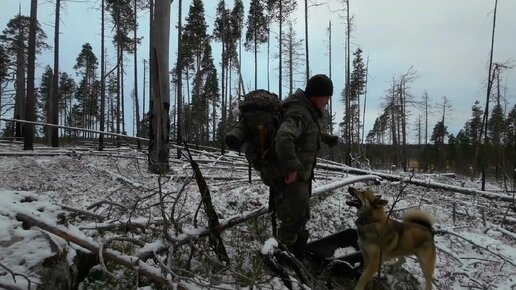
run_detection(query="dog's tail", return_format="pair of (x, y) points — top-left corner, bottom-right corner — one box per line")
(403, 209), (435, 232)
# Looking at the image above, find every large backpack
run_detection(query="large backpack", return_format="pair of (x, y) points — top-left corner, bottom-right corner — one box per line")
(237, 89), (282, 172)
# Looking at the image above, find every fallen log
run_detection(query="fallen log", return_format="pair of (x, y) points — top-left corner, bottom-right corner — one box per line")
(15, 212), (174, 287)
(317, 163), (514, 202)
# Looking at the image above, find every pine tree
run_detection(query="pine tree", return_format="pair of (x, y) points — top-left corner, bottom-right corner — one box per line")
(231, 0), (244, 97)
(431, 121), (448, 144)
(24, 0), (39, 150)
(431, 120), (448, 170)
(245, 0), (268, 90)
(200, 43), (219, 144)
(182, 0), (209, 144)
(213, 0), (231, 152)
(0, 44), (9, 131)
(281, 21), (304, 96)
(106, 0), (139, 136)
(0, 14), (48, 137)
(50, 0), (61, 147)
(266, 0), (297, 99)
(58, 72), (76, 136)
(465, 100), (483, 144)
(348, 47), (366, 143)
(505, 105), (516, 146)
(488, 104), (504, 146)
(37, 66), (53, 137)
(74, 43), (98, 136)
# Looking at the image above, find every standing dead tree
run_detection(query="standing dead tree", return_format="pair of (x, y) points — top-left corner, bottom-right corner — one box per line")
(148, 0), (172, 174)
(478, 0), (498, 191)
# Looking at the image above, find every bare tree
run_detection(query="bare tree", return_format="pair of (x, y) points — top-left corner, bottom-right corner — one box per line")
(304, 0), (309, 81)
(421, 90), (431, 145)
(478, 0), (498, 190)
(49, 0), (61, 147)
(327, 21), (332, 133)
(282, 20), (304, 95)
(99, 0), (106, 150)
(176, 0), (183, 158)
(134, 0), (141, 150)
(397, 67), (418, 171)
(344, 0), (351, 165)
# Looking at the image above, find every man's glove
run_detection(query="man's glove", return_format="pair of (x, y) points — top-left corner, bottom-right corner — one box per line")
(321, 134), (339, 147)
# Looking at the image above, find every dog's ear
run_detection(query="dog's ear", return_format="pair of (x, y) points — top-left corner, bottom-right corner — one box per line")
(348, 187), (358, 195)
(374, 198), (388, 207)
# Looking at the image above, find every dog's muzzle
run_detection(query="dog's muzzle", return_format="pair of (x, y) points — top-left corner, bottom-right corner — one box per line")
(346, 187), (362, 208)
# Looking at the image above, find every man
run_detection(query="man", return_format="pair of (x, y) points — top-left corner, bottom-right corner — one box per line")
(264, 74), (335, 258)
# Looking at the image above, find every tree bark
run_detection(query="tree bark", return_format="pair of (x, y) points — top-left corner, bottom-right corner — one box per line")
(99, 0), (106, 150)
(278, 0), (282, 99)
(176, 0), (183, 158)
(50, 0), (60, 147)
(345, 0), (351, 165)
(304, 0), (309, 81)
(328, 21), (332, 134)
(148, 0), (171, 173)
(134, 0), (140, 150)
(14, 27), (25, 138)
(24, 0), (38, 150)
(480, 0), (498, 191)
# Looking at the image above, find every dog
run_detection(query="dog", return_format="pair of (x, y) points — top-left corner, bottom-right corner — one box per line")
(346, 187), (436, 290)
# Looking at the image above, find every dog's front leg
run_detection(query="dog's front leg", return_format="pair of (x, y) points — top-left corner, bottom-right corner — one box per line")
(354, 246), (380, 290)
(358, 240), (369, 269)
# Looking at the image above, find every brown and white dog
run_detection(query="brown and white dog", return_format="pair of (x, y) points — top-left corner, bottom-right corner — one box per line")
(346, 187), (436, 290)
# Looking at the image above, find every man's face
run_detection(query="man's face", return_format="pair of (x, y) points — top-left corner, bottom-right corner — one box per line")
(310, 96), (330, 110)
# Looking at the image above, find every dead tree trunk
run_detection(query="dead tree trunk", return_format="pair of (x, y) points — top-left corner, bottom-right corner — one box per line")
(304, 0), (309, 81)
(479, 0), (498, 191)
(99, 0), (106, 150)
(176, 0), (183, 158)
(50, 0), (60, 147)
(24, 0), (38, 150)
(344, 0), (351, 165)
(148, 0), (171, 173)
(134, 0), (141, 150)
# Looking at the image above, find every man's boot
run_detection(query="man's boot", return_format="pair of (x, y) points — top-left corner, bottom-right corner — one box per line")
(290, 229), (309, 261)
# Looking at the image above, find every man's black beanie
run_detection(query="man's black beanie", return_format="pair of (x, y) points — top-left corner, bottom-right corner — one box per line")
(305, 74), (333, 97)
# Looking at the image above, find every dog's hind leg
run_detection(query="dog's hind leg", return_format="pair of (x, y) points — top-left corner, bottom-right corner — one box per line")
(416, 245), (436, 290)
(393, 256), (406, 267)
(354, 247), (380, 290)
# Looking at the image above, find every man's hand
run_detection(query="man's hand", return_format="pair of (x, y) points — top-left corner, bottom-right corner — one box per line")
(285, 171), (298, 184)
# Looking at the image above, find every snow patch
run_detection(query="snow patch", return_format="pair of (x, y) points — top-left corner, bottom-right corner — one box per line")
(261, 238), (278, 255)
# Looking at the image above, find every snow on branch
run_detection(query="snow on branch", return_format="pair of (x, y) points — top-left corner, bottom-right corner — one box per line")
(136, 174), (381, 261)
(15, 212), (176, 288)
(317, 162), (514, 202)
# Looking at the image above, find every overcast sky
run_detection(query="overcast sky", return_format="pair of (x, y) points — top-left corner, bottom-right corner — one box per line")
(1, 0), (515, 142)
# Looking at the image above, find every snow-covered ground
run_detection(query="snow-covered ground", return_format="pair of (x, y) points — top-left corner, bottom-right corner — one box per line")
(0, 141), (514, 289)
